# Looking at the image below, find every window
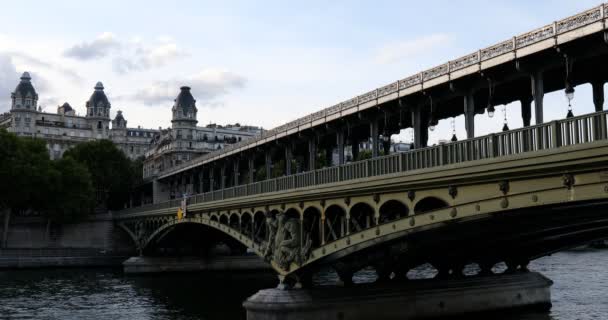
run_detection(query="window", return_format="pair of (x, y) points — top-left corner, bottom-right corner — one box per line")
(130, 146), (134, 153)
(97, 121), (102, 129)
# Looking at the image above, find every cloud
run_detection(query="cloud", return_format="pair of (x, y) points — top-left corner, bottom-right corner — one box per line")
(64, 32), (188, 74)
(374, 34), (452, 65)
(112, 42), (188, 74)
(63, 32), (119, 60)
(7, 51), (84, 84)
(130, 69), (246, 107)
(0, 53), (19, 112)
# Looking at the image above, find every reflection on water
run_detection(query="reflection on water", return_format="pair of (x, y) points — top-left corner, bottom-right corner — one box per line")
(0, 250), (607, 319)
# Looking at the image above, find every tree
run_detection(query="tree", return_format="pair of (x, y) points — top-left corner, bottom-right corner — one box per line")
(63, 139), (134, 211)
(46, 157), (95, 222)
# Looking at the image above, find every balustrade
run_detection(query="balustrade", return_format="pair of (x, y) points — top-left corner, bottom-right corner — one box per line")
(118, 111), (608, 216)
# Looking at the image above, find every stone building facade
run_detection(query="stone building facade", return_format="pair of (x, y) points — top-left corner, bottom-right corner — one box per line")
(0, 73), (261, 169)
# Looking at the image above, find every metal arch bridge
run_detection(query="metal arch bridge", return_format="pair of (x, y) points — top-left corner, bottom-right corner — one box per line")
(116, 111), (608, 284)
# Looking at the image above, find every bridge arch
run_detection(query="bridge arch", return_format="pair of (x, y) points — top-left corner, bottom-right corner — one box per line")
(229, 213), (240, 230)
(210, 215), (219, 222)
(414, 196), (449, 214)
(325, 205), (346, 243)
(349, 202), (376, 233)
(241, 211), (253, 237)
(303, 206), (322, 248)
(219, 213), (229, 225)
(253, 210), (267, 244)
(379, 199), (409, 224)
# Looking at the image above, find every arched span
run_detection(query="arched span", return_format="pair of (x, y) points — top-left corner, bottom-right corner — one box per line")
(414, 197), (449, 214)
(325, 205), (346, 243)
(379, 200), (409, 224)
(219, 214), (229, 225)
(349, 202), (376, 233)
(303, 206), (322, 248)
(229, 213), (240, 230)
(253, 210), (267, 244)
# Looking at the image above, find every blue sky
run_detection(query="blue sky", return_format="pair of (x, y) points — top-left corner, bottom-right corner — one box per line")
(0, 0), (603, 144)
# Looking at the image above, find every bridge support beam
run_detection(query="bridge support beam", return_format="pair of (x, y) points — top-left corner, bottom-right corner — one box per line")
(521, 97), (532, 127)
(370, 118), (380, 157)
(248, 156), (255, 184)
(265, 150), (272, 180)
(592, 80), (605, 112)
(285, 144), (293, 175)
(532, 72), (544, 124)
(464, 93), (475, 139)
(411, 106), (428, 148)
(337, 130), (345, 165)
(220, 165), (226, 190)
(308, 138), (317, 171)
(233, 159), (240, 186)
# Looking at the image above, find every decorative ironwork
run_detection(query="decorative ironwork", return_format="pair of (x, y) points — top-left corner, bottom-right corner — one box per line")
(341, 97), (358, 110)
(310, 109), (326, 121)
(556, 7), (602, 34)
(297, 114), (313, 126)
(516, 25), (554, 48)
(499, 180), (510, 195)
(480, 40), (514, 61)
(358, 89), (378, 104)
(562, 174), (575, 190)
(450, 53), (479, 71)
(407, 190), (416, 201)
(448, 185), (458, 199)
(326, 103), (342, 116)
(399, 74), (422, 90)
(378, 82), (399, 97)
(423, 63), (449, 81)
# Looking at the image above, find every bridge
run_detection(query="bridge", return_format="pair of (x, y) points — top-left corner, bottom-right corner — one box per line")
(116, 4), (608, 291)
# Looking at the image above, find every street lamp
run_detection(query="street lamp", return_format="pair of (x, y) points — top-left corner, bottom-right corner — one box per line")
(450, 118), (457, 142)
(565, 82), (575, 118)
(487, 104), (495, 118)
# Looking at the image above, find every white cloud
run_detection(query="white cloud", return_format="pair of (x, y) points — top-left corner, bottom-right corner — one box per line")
(63, 32), (120, 60)
(64, 32), (188, 74)
(0, 53), (19, 112)
(374, 34), (452, 65)
(113, 41), (188, 74)
(130, 69), (246, 107)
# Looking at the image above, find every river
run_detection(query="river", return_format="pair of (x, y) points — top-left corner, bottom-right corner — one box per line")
(0, 249), (607, 319)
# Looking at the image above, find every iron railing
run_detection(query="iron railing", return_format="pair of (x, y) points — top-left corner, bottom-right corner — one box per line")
(117, 111), (608, 216)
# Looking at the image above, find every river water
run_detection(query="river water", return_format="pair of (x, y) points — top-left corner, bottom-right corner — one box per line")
(0, 250), (607, 320)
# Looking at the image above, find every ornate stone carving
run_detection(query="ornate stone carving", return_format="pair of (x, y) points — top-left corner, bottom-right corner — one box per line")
(378, 82), (398, 97)
(556, 7), (602, 34)
(399, 74), (422, 90)
(481, 40), (514, 61)
(499, 180), (510, 195)
(450, 53), (479, 71)
(423, 63), (449, 81)
(563, 174), (575, 190)
(358, 90), (378, 104)
(516, 25), (554, 48)
(448, 185), (458, 199)
(263, 214), (312, 270)
(407, 190), (416, 201)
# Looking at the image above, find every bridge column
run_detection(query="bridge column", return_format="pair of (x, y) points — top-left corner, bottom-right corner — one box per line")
(248, 156), (255, 183)
(531, 71), (544, 124)
(337, 129), (345, 165)
(199, 170), (204, 194)
(308, 138), (317, 171)
(370, 118), (380, 157)
(265, 150), (272, 180)
(592, 80), (605, 111)
(351, 140), (359, 161)
(209, 168), (215, 193)
(233, 159), (240, 186)
(464, 93), (475, 139)
(220, 164), (226, 189)
(411, 106), (428, 148)
(520, 97), (532, 127)
(285, 144), (293, 175)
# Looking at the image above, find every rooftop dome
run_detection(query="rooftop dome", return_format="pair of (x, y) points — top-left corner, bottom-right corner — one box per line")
(86, 81), (110, 110)
(173, 86), (196, 112)
(61, 102), (73, 112)
(114, 110), (125, 120)
(13, 72), (38, 98)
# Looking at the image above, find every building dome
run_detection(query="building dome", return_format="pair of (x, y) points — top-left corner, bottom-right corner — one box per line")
(174, 86), (196, 111)
(112, 110), (127, 129)
(61, 102), (73, 112)
(86, 81), (111, 115)
(13, 72), (38, 98)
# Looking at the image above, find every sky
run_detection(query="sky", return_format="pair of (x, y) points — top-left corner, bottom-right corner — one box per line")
(0, 0), (604, 144)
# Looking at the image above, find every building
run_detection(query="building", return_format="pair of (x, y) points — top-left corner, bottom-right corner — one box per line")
(0, 72), (262, 176)
(142, 86), (261, 180)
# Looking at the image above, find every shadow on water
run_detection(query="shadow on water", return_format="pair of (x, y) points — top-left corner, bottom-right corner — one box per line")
(0, 249), (607, 319)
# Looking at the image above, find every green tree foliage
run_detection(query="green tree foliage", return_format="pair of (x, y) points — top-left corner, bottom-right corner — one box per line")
(46, 157), (95, 222)
(63, 139), (134, 210)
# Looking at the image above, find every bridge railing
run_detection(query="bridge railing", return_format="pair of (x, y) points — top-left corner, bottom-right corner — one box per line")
(117, 111), (608, 217)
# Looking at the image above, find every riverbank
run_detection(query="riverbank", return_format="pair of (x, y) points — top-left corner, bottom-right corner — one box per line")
(0, 248), (129, 269)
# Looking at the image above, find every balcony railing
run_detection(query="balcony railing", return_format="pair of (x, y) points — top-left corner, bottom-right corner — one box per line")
(117, 111), (608, 216)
